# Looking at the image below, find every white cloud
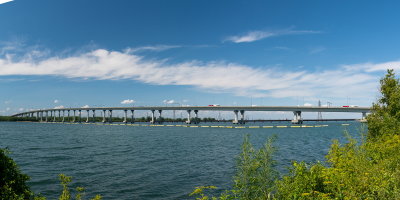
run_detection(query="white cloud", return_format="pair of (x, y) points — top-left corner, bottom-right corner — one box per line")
(225, 28), (320, 43)
(163, 99), (175, 104)
(54, 105), (65, 109)
(304, 103), (313, 106)
(125, 45), (181, 53)
(0, 48), (391, 105)
(81, 105), (90, 108)
(6, 107), (10, 111)
(121, 99), (135, 104)
(54, 99), (59, 104)
(0, 0), (13, 5)
(343, 61), (400, 73)
(18, 108), (24, 111)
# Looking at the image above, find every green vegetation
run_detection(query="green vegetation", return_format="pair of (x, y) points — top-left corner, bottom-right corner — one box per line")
(191, 69), (400, 199)
(0, 148), (33, 200)
(0, 116), (39, 122)
(0, 149), (101, 200)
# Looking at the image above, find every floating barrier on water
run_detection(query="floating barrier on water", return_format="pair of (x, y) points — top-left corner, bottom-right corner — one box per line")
(341, 124), (350, 126)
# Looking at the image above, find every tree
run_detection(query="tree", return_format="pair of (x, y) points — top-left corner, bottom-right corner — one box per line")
(0, 148), (33, 200)
(367, 69), (400, 140)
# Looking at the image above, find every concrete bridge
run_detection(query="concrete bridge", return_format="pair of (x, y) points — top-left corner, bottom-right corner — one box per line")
(12, 106), (371, 124)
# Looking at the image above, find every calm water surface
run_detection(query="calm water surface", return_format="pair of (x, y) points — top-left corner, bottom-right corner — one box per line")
(0, 121), (363, 199)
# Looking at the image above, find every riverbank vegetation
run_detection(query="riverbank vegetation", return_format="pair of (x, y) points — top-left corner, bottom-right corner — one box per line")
(191, 69), (400, 199)
(0, 148), (101, 200)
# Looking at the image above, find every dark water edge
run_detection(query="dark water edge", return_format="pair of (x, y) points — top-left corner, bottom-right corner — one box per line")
(0, 121), (364, 199)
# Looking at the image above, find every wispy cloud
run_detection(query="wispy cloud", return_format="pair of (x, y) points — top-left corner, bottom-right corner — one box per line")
(309, 46), (326, 54)
(225, 28), (320, 43)
(0, 48), (391, 105)
(121, 99), (135, 104)
(0, 0), (13, 5)
(125, 45), (181, 53)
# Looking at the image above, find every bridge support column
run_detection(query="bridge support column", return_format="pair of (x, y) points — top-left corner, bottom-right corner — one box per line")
(85, 110), (89, 123)
(72, 110), (76, 123)
(130, 110), (135, 123)
(45, 111), (48, 122)
(150, 110), (155, 124)
(40, 111), (43, 122)
(194, 110), (199, 124)
(186, 110), (192, 124)
(62, 110), (65, 122)
(67, 110), (70, 122)
(109, 110), (113, 123)
(158, 110), (163, 124)
(233, 110), (239, 124)
(102, 110), (106, 123)
(78, 110), (82, 123)
(92, 110), (96, 123)
(123, 110), (128, 123)
(291, 111), (303, 124)
(240, 110), (245, 124)
(359, 112), (368, 123)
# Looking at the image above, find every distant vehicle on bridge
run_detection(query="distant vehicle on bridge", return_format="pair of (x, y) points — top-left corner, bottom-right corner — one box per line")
(342, 105), (359, 108)
(208, 104), (220, 107)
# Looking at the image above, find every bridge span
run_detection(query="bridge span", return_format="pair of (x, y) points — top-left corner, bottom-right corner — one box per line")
(12, 106), (371, 124)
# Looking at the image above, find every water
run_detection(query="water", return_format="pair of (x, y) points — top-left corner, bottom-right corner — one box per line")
(0, 121), (363, 199)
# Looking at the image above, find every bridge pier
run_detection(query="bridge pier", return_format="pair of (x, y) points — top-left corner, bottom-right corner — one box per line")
(40, 111), (43, 122)
(62, 110), (65, 122)
(130, 110), (135, 123)
(240, 110), (245, 124)
(158, 110), (163, 124)
(186, 110), (192, 124)
(72, 110), (76, 123)
(67, 110), (70, 122)
(109, 110), (113, 123)
(150, 110), (156, 124)
(78, 110), (82, 123)
(92, 110), (96, 123)
(102, 110), (106, 123)
(123, 110), (128, 123)
(359, 112), (368, 123)
(86, 110), (90, 123)
(45, 111), (48, 122)
(291, 111), (303, 124)
(193, 110), (199, 124)
(233, 110), (239, 124)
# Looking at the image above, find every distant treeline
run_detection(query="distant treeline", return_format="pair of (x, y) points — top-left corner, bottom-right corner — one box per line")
(0, 116), (220, 123)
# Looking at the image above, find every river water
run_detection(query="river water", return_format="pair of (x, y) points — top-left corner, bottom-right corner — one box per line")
(0, 121), (363, 199)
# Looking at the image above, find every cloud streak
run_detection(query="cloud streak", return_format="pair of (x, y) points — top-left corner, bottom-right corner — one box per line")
(225, 28), (320, 43)
(125, 45), (181, 53)
(121, 99), (135, 104)
(0, 48), (392, 104)
(0, 0), (13, 5)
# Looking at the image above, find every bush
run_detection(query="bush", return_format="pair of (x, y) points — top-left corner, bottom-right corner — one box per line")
(0, 148), (33, 200)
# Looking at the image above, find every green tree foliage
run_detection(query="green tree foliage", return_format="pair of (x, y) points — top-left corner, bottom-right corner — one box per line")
(367, 69), (400, 139)
(0, 148), (33, 200)
(193, 69), (400, 199)
(58, 174), (101, 200)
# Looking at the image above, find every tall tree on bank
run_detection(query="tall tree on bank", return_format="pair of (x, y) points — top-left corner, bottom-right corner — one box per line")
(367, 69), (400, 140)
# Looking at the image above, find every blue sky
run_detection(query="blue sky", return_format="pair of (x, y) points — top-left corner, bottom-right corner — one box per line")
(0, 0), (399, 118)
